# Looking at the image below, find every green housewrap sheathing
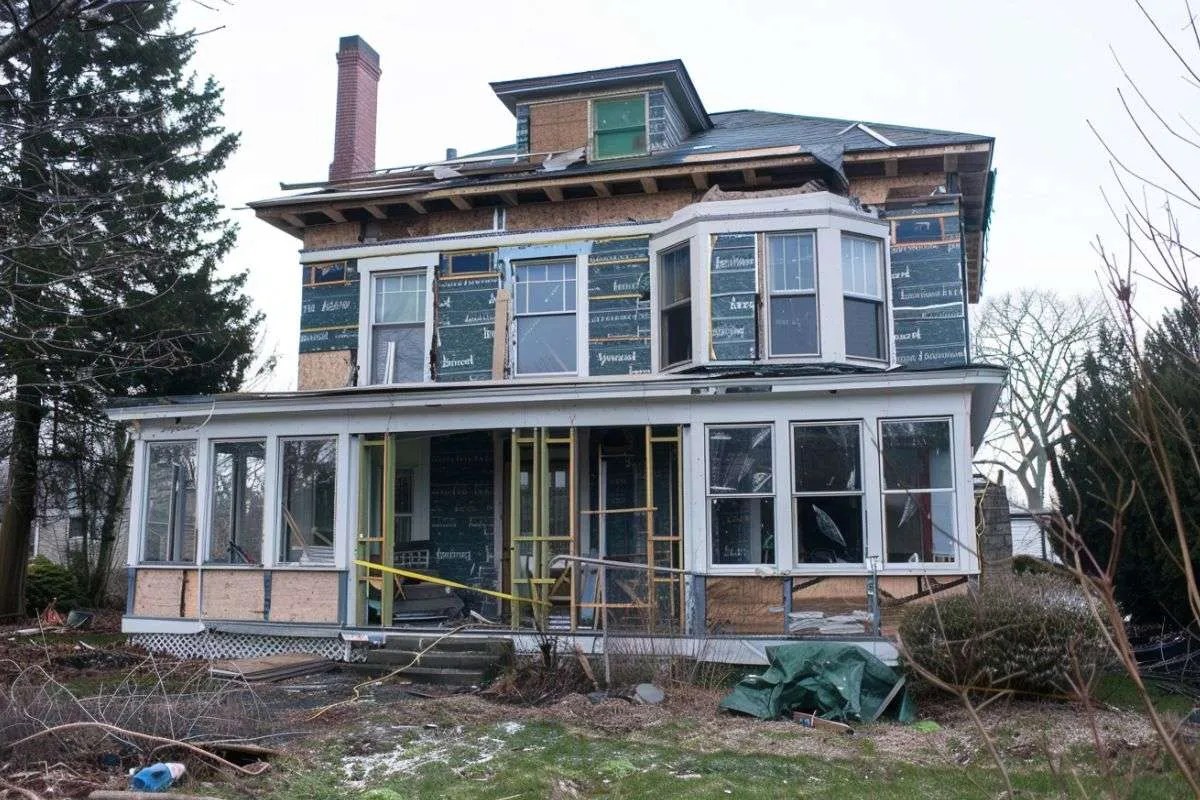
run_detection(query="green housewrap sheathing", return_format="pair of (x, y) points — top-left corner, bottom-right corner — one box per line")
(719, 643), (915, 723)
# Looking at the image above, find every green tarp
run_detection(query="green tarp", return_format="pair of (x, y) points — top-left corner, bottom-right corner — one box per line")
(719, 643), (915, 724)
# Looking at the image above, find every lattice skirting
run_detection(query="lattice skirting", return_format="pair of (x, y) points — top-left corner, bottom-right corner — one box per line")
(129, 630), (355, 662)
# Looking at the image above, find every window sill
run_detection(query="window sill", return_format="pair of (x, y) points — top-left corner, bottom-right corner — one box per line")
(272, 563), (339, 570)
(136, 562), (199, 569)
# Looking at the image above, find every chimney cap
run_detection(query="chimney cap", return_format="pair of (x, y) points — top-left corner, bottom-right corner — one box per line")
(338, 35), (380, 68)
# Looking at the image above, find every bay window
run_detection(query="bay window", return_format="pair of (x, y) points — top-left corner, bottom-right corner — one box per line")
(792, 422), (864, 564)
(766, 232), (818, 356)
(842, 235), (886, 360)
(514, 258), (577, 375)
(881, 419), (956, 563)
(208, 440), (266, 564)
(279, 437), (337, 565)
(141, 441), (197, 563)
(707, 425), (775, 565)
(372, 271), (426, 384)
(659, 243), (692, 366)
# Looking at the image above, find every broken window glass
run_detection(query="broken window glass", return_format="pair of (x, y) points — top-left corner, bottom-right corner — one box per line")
(792, 423), (864, 564)
(881, 419), (956, 563)
(208, 440), (266, 564)
(279, 437), (337, 565)
(141, 441), (197, 563)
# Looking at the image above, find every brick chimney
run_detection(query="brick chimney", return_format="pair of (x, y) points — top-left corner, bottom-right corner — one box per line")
(329, 35), (381, 182)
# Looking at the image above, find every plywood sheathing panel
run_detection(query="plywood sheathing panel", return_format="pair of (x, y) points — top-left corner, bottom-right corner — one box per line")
(705, 576), (785, 635)
(132, 569), (199, 618)
(303, 221), (360, 250)
(199, 569), (266, 621)
(507, 190), (699, 231)
(848, 172), (947, 205)
(529, 99), (589, 155)
(298, 350), (353, 391)
(269, 570), (340, 623)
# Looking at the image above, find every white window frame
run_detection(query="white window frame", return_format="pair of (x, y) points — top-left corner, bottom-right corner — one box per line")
(205, 437), (267, 566)
(511, 256), (581, 377)
(841, 234), (888, 362)
(356, 253), (436, 387)
(705, 423), (776, 569)
(878, 416), (957, 566)
(765, 231), (820, 357)
(139, 439), (198, 565)
(371, 269), (428, 385)
(789, 420), (867, 568)
(659, 241), (692, 367)
(276, 435), (340, 567)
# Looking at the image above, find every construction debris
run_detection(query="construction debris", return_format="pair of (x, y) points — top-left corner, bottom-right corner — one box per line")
(209, 653), (334, 682)
(633, 683), (665, 705)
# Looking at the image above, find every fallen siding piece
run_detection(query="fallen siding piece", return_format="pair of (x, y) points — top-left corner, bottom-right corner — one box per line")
(209, 653), (333, 682)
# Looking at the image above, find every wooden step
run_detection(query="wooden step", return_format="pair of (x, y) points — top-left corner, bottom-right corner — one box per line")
(363, 649), (502, 671)
(344, 662), (487, 686)
(381, 635), (513, 655)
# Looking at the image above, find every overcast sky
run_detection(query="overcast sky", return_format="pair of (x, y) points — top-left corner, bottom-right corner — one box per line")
(173, 0), (1194, 390)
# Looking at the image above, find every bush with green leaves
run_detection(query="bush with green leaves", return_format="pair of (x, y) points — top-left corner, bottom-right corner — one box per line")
(899, 575), (1111, 698)
(24, 556), (83, 614)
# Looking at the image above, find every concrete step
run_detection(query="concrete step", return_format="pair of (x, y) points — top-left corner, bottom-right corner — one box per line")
(344, 662), (487, 686)
(363, 649), (501, 671)
(382, 635), (514, 655)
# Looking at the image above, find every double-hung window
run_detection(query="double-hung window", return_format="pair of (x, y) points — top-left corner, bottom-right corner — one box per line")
(208, 440), (266, 564)
(842, 235), (887, 359)
(592, 95), (647, 160)
(707, 425), (775, 565)
(792, 423), (864, 564)
(514, 258), (576, 375)
(279, 437), (337, 565)
(659, 243), (691, 366)
(372, 272), (426, 384)
(766, 232), (818, 356)
(881, 418), (956, 563)
(141, 441), (197, 563)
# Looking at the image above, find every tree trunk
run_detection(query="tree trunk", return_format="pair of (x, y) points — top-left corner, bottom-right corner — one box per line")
(87, 425), (133, 606)
(0, 380), (45, 618)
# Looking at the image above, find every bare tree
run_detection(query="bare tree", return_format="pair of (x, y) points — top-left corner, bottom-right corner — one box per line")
(973, 289), (1106, 516)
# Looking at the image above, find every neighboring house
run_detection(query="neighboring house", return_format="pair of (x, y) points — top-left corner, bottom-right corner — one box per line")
(1011, 507), (1058, 563)
(109, 38), (1003, 663)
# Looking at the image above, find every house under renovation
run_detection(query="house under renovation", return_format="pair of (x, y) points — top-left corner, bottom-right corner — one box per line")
(111, 37), (1003, 666)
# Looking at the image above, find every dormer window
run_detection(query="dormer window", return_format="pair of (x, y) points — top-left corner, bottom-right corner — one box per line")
(592, 95), (648, 160)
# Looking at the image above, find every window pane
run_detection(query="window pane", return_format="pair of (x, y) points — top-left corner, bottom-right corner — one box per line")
(708, 425), (773, 494)
(375, 273), (426, 324)
(596, 129), (647, 159)
(885, 491), (955, 563)
(793, 424), (860, 492)
(881, 420), (953, 490)
(769, 295), (818, 355)
(142, 442), (197, 562)
(712, 497), (775, 564)
(594, 96), (645, 131)
(660, 245), (690, 306)
(796, 496), (863, 563)
(516, 314), (576, 374)
(209, 440), (266, 564)
(279, 438), (337, 564)
(842, 236), (881, 298)
(662, 302), (692, 365)
(768, 233), (815, 293)
(517, 261), (575, 314)
(445, 252), (494, 274)
(844, 298), (885, 359)
(372, 324), (425, 384)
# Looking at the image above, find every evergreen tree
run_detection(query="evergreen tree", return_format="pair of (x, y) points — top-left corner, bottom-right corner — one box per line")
(0, 1), (258, 616)
(1054, 296), (1200, 624)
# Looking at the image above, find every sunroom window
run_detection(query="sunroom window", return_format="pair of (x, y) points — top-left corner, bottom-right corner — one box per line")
(766, 232), (818, 356)
(793, 423), (864, 564)
(141, 441), (197, 563)
(279, 437), (337, 565)
(659, 243), (692, 366)
(592, 95), (647, 160)
(842, 235), (886, 360)
(372, 271), (426, 384)
(707, 425), (775, 565)
(208, 440), (266, 564)
(881, 419), (955, 563)
(514, 258), (577, 375)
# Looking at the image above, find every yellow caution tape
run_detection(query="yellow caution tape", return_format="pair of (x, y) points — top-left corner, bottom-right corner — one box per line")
(353, 559), (550, 606)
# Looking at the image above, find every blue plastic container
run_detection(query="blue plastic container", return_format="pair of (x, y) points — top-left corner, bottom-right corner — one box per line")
(130, 763), (178, 791)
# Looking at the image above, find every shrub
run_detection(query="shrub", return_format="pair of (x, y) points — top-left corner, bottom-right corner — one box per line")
(899, 574), (1112, 698)
(25, 556), (83, 613)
